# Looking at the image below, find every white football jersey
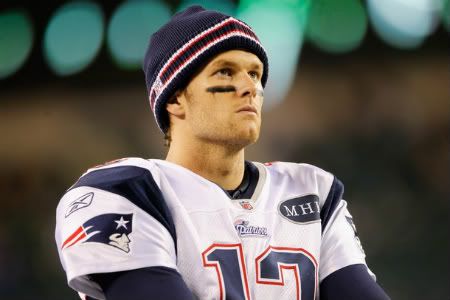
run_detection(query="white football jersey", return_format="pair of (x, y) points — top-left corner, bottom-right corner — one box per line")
(55, 158), (373, 300)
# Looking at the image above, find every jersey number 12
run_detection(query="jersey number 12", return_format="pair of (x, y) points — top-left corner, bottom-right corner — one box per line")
(202, 244), (318, 300)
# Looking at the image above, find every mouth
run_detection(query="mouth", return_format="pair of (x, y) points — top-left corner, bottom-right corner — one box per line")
(236, 105), (258, 115)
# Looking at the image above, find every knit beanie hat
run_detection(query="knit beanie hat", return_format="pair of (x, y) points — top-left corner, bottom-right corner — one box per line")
(143, 5), (269, 133)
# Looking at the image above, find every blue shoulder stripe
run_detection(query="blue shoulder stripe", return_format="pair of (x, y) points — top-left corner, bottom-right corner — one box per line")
(320, 177), (344, 233)
(71, 166), (177, 251)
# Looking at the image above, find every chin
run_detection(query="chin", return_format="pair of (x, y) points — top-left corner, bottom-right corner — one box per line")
(197, 122), (260, 148)
(232, 126), (260, 147)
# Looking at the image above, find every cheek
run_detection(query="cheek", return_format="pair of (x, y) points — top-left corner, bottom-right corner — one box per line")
(188, 94), (225, 125)
(203, 101), (232, 129)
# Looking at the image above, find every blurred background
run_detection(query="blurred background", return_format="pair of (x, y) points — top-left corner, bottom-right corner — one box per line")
(0, 0), (448, 299)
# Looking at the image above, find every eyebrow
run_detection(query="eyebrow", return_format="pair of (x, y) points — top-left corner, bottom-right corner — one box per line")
(209, 59), (263, 71)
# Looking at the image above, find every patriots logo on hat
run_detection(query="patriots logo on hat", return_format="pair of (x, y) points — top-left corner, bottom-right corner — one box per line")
(62, 213), (133, 253)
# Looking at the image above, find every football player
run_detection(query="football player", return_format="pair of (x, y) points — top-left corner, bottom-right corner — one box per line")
(56, 5), (390, 300)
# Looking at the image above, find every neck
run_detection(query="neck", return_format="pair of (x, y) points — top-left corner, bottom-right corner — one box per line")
(166, 138), (245, 190)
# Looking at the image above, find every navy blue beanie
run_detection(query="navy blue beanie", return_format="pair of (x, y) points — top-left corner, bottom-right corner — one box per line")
(143, 5), (269, 133)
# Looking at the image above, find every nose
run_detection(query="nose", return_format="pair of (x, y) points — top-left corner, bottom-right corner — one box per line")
(235, 73), (257, 98)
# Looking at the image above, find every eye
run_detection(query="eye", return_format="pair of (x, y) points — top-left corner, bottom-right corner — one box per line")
(248, 70), (260, 81)
(215, 68), (232, 77)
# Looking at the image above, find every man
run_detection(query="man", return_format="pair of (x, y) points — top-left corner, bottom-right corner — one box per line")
(55, 5), (390, 300)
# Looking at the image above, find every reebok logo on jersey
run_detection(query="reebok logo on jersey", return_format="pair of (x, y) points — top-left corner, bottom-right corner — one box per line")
(234, 219), (268, 238)
(278, 195), (320, 224)
(61, 213), (133, 253)
(65, 192), (94, 218)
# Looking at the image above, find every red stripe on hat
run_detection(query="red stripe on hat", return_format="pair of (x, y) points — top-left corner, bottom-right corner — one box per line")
(160, 18), (256, 80)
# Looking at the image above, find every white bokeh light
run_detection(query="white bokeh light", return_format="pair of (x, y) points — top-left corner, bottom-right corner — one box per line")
(367, 0), (443, 49)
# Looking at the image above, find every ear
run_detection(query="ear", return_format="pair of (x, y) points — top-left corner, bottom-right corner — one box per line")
(166, 90), (185, 119)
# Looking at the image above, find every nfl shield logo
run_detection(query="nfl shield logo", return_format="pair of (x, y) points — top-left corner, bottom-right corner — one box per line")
(239, 200), (253, 210)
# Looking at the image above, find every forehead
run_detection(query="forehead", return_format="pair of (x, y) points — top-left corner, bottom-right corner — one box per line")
(204, 50), (263, 71)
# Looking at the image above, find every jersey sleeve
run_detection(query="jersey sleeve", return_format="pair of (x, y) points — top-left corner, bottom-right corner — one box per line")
(55, 163), (177, 300)
(319, 177), (376, 282)
(90, 266), (195, 300)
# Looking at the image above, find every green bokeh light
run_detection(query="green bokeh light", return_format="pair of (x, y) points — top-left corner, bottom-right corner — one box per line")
(107, 0), (171, 70)
(239, 0), (311, 28)
(0, 10), (33, 79)
(239, 0), (309, 16)
(177, 0), (236, 15)
(443, 0), (450, 32)
(43, 1), (104, 76)
(237, 1), (309, 109)
(306, 0), (367, 54)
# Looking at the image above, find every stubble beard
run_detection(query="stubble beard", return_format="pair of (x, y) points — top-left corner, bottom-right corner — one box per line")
(202, 119), (261, 152)
(186, 88), (261, 151)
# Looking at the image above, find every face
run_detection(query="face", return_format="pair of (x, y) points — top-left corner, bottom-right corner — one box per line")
(174, 50), (264, 149)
